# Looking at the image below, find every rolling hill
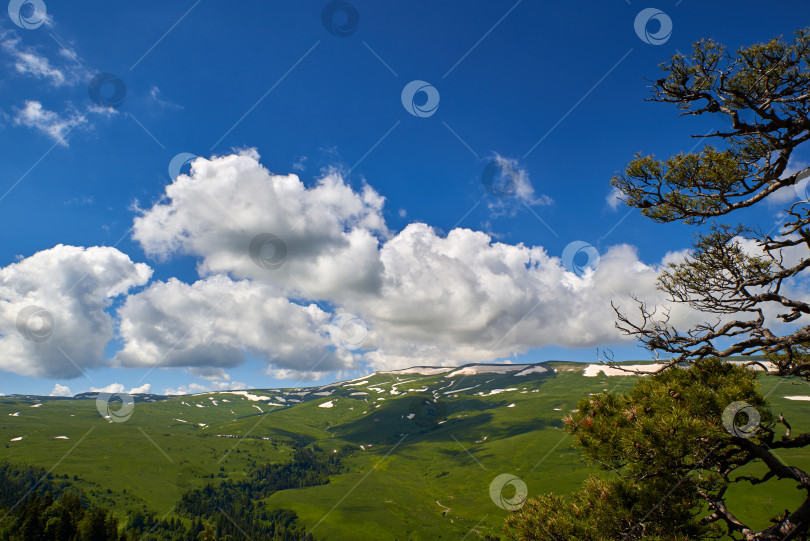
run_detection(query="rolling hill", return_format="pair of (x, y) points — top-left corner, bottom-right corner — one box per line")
(1, 361), (808, 539)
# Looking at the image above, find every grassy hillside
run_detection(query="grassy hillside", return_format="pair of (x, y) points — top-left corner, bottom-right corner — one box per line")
(1, 361), (808, 539)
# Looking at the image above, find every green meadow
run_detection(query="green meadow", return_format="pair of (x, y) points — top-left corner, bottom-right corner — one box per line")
(1, 362), (808, 539)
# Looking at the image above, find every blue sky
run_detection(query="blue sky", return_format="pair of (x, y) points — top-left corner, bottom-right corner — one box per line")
(0, 1), (808, 397)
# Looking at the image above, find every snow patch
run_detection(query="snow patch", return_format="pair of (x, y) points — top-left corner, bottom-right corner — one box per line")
(54, 436), (69, 439)
(479, 388), (518, 396)
(447, 365), (529, 377)
(515, 366), (547, 376)
(390, 379), (419, 391)
(443, 386), (479, 394)
(319, 400), (335, 409)
(332, 373), (375, 385)
(217, 391), (273, 402)
(583, 364), (665, 377)
(729, 359), (778, 371)
(784, 396), (810, 401)
(378, 367), (452, 376)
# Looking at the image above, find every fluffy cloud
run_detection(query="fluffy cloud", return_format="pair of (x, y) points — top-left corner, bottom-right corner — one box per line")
(606, 186), (623, 210)
(114, 274), (353, 375)
(133, 150), (387, 300)
(0, 245), (152, 378)
(13, 101), (87, 146)
(484, 154), (553, 215)
(357, 230), (703, 370)
(90, 382), (152, 394)
(163, 380), (247, 395)
(129, 151), (706, 373)
(130, 383), (152, 394)
(0, 153), (744, 380)
(50, 383), (71, 397)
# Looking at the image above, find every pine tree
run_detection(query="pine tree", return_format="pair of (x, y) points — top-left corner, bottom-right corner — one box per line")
(506, 360), (808, 539)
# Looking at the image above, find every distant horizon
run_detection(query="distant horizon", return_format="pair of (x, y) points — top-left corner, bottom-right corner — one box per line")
(2, 354), (773, 398)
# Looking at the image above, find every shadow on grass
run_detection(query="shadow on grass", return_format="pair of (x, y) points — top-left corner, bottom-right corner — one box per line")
(332, 394), (563, 448)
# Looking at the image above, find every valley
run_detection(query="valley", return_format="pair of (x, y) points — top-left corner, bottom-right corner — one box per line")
(1, 361), (808, 539)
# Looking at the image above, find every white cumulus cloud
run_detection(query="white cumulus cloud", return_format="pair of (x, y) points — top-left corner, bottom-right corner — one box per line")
(114, 274), (353, 375)
(90, 382), (152, 394)
(132, 150), (387, 300)
(50, 383), (71, 397)
(0, 245), (152, 378)
(0, 152), (752, 380)
(128, 151), (708, 373)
